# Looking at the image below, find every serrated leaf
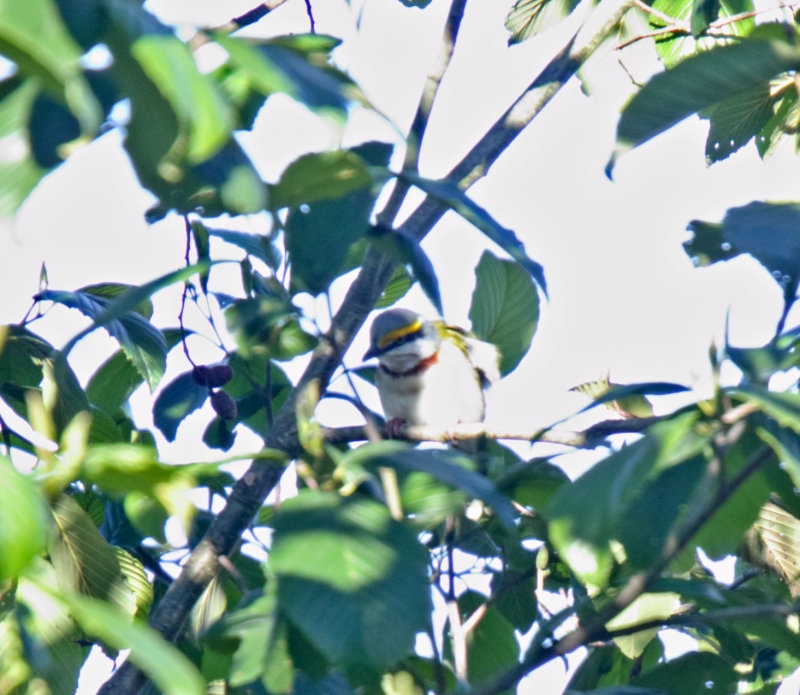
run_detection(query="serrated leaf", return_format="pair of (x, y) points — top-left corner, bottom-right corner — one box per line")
(610, 39), (800, 171)
(270, 491), (431, 668)
(469, 250), (539, 376)
(504, 0), (583, 45)
(49, 494), (133, 611)
(401, 172), (547, 294)
(0, 456), (49, 579)
(375, 265), (414, 309)
(115, 546), (154, 618)
(704, 83), (774, 162)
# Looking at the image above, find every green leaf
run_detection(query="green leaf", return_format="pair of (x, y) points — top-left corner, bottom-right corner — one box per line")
(400, 172), (547, 294)
(285, 188), (375, 295)
(39, 288), (167, 391)
(215, 33), (353, 116)
(0, 0), (101, 132)
(343, 441), (516, 528)
(0, 78), (45, 216)
(573, 380), (689, 416)
(375, 265), (414, 309)
(131, 34), (232, 162)
(370, 226), (443, 315)
(618, 455), (706, 569)
(115, 547), (154, 619)
(270, 491), (431, 668)
(206, 227), (280, 268)
(606, 592), (680, 658)
(633, 652), (737, 695)
(704, 83), (774, 163)
(0, 457), (49, 579)
(271, 150), (373, 210)
(28, 91), (79, 168)
(59, 591), (206, 695)
(86, 350), (144, 413)
(469, 250), (539, 376)
(457, 592), (519, 683)
(688, 202), (800, 301)
(505, 0), (583, 45)
(49, 495), (133, 610)
(546, 411), (706, 589)
(610, 39), (800, 170)
(225, 297), (318, 361)
(153, 371), (209, 442)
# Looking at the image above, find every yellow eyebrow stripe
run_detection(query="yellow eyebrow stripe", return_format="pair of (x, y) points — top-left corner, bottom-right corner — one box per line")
(377, 317), (424, 349)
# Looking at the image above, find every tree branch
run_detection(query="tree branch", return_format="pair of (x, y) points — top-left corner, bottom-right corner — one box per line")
(100, 3), (628, 692)
(320, 415), (662, 448)
(600, 601), (800, 642)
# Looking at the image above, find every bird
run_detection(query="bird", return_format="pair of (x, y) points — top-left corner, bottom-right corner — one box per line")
(363, 308), (501, 441)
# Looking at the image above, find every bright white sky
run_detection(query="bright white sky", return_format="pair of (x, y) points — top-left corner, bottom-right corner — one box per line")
(3, 0), (800, 692)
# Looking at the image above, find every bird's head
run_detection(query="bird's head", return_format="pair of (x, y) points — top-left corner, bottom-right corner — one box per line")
(364, 308), (441, 373)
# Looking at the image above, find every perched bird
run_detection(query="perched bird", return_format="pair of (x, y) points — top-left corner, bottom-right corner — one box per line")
(363, 308), (500, 439)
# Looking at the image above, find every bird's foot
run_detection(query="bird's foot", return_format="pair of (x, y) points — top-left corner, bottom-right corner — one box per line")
(383, 417), (407, 439)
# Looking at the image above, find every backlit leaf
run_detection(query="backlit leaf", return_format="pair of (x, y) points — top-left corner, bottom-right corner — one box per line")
(469, 250), (539, 376)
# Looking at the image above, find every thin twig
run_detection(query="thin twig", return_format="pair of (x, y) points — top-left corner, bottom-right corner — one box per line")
(303, 0), (315, 33)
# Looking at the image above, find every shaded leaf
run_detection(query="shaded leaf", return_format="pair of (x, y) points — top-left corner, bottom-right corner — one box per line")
(153, 371), (209, 442)
(633, 651), (737, 694)
(688, 202), (800, 303)
(469, 250), (539, 376)
(704, 83), (774, 163)
(86, 350), (144, 413)
(343, 440), (516, 528)
(611, 39), (800, 169)
(270, 491), (431, 668)
(131, 34), (231, 162)
(271, 150), (373, 210)
(505, 0), (583, 45)
(0, 78), (45, 216)
(546, 411), (706, 589)
(206, 227), (280, 268)
(285, 188), (375, 295)
(38, 288), (166, 391)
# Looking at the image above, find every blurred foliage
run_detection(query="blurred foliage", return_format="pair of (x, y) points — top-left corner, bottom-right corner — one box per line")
(1, 0), (800, 694)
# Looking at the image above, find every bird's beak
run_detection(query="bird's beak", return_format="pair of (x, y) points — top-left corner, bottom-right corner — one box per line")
(363, 343), (380, 361)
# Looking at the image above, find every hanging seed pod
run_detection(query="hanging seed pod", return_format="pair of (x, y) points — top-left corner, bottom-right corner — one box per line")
(192, 364), (234, 388)
(210, 390), (238, 420)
